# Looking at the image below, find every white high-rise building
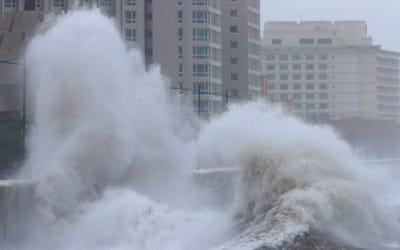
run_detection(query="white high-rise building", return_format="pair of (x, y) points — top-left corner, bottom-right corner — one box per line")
(262, 21), (400, 121)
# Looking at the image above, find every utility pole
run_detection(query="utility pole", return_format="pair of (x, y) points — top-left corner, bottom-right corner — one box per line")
(224, 90), (229, 110)
(197, 85), (201, 116)
(22, 58), (26, 138)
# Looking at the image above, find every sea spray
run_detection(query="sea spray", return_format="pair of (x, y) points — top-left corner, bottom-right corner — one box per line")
(198, 102), (400, 249)
(24, 9), (195, 211)
(14, 9), (230, 250)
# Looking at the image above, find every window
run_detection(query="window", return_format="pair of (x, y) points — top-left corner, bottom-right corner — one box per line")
(193, 28), (209, 41)
(192, 0), (208, 5)
(319, 64), (328, 70)
(299, 38), (314, 44)
(193, 46), (209, 59)
(178, 10), (183, 23)
(266, 54), (275, 61)
(178, 64), (184, 76)
(210, 65), (221, 78)
(53, 0), (64, 7)
(319, 74), (328, 80)
(178, 81), (183, 90)
(280, 84), (288, 90)
(193, 82), (209, 92)
(267, 74), (275, 80)
(306, 74), (315, 80)
(230, 73), (239, 81)
(319, 84), (327, 90)
(279, 64), (288, 71)
(36, 0), (42, 8)
(4, 0), (16, 7)
(317, 38), (332, 44)
(178, 28), (183, 41)
(319, 103), (328, 109)
(293, 64), (301, 70)
(248, 11), (259, 24)
(266, 64), (275, 71)
(209, 12), (220, 26)
(193, 100), (209, 112)
(293, 74), (302, 80)
(293, 93), (302, 100)
(248, 27), (259, 40)
(125, 29), (136, 41)
(279, 74), (288, 80)
(306, 103), (315, 109)
(306, 64), (315, 70)
(305, 54), (314, 61)
(230, 41), (238, 49)
(272, 39), (282, 45)
(231, 89), (239, 97)
(319, 93), (328, 99)
(319, 54), (328, 60)
(178, 46), (183, 59)
(249, 42), (260, 55)
(100, 0), (112, 7)
(230, 57), (239, 65)
(268, 84), (275, 90)
(292, 54), (301, 60)
(279, 54), (289, 61)
(192, 10), (208, 23)
(280, 94), (288, 101)
(210, 30), (220, 43)
(293, 84), (301, 90)
(306, 84), (315, 90)
(230, 9), (238, 17)
(211, 48), (221, 61)
(178, 0), (183, 5)
(306, 93), (315, 100)
(125, 11), (136, 23)
(230, 25), (238, 33)
(193, 64), (209, 77)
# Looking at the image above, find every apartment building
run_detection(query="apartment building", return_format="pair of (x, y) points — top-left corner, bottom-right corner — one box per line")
(152, 0), (224, 115)
(0, 0), (261, 116)
(221, 0), (261, 101)
(262, 21), (400, 121)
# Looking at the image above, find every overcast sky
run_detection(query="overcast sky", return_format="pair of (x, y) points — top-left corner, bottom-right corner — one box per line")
(261, 0), (400, 51)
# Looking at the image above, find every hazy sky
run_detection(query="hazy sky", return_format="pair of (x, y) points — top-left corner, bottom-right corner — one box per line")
(261, 0), (400, 51)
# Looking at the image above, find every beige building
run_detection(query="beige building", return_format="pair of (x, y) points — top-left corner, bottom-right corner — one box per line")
(0, 0), (261, 117)
(262, 21), (400, 121)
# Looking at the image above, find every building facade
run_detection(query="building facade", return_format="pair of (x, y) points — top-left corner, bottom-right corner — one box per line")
(0, 0), (261, 116)
(262, 21), (400, 121)
(221, 0), (261, 101)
